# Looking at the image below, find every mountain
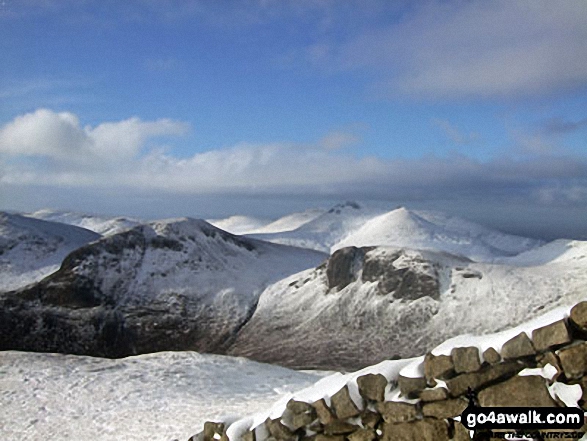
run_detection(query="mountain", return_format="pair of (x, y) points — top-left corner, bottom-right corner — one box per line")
(249, 201), (376, 252)
(227, 242), (587, 370)
(247, 208), (326, 234)
(208, 215), (272, 235)
(26, 208), (142, 236)
(247, 204), (542, 263)
(0, 212), (101, 291)
(333, 207), (542, 262)
(0, 218), (326, 357)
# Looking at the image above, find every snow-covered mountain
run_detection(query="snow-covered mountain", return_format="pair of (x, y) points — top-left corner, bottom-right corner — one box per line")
(26, 208), (142, 236)
(249, 202), (377, 253)
(0, 218), (326, 357)
(247, 204), (542, 263)
(208, 215), (272, 235)
(228, 242), (587, 370)
(333, 207), (542, 262)
(247, 208), (326, 234)
(0, 350), (324, 441)
(209, 208), (326, 236)
(0, 212), (101, 291)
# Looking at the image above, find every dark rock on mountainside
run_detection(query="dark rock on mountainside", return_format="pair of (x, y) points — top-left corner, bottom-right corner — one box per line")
(0, 218), (325, 358)
(326, 247), (366, 291)
(227, 246), (451, 370)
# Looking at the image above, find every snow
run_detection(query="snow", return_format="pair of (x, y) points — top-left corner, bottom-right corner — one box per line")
(227, 357), (415, 439)
(26, 208), (142, 236)
(0, 212), (101, 291)
(223, 305), (587, 441)
(548, 382), (583, 408)
(248, 202), (378, 253)
(333, 207), (542, 262)
(208, 216), (272, 235)
(430, 305), (573, 357)
(519, 364), (558, 381)
(229, 242), (587, 369)
(247, 208), (326, 234)
(247, 205), (543, 263)
(78, 217), (326, 310)
(0, 351), (324, 441)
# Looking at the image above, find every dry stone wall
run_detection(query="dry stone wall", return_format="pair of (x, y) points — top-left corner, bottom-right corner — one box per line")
(191, 302), (587, 441)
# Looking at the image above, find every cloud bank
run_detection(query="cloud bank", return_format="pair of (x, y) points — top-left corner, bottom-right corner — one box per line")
(306, 0), (587, 99)
(1, 109), (587, 207)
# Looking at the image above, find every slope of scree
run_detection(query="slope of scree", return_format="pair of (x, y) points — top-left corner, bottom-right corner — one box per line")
(194, 301), (587, 441)
(228, 243), (587, 370)
(0, 217), (326, 358)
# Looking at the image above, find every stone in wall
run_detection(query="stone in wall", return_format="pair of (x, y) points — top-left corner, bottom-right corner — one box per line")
(330, 386), (362, 419)
(500, 332), (536, 359)
(557, 341), (587, 380)
(477, 375), (559, 407)
(356, 374), (387, 402)
(570, 301), (587, 337)
(532, 319), (571, 351)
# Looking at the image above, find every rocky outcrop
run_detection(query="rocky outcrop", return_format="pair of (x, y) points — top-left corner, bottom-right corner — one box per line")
(193, 301), (587, 441)
(227, 246), (452, 369)
(0, 218), (325, 358)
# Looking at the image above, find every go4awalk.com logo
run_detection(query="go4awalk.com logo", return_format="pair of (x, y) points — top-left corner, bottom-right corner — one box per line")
(459, 388), (586, 439)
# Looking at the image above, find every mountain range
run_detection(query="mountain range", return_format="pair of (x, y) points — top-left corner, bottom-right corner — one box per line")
(1, 202), (584, 371)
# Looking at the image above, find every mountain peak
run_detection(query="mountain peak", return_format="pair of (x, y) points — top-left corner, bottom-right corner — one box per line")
(327, 201), (361, 214)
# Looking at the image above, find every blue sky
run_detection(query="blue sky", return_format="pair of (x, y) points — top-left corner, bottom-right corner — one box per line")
(1, 1), (587, 238)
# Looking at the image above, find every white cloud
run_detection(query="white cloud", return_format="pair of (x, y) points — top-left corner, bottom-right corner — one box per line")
(0, 108), (189, 162)
(1, 109), (587, 207)
(317, 0), (587, 99)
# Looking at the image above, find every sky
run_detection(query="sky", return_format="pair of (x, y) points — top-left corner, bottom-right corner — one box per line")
(1, 0), (587, 239)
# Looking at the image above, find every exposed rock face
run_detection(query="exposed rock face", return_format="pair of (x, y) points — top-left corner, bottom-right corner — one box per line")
(0, 218), (325, 358)
(326, 247), (366, 291)
(361, 250), (440, 300)
(228, 246), (452, 370)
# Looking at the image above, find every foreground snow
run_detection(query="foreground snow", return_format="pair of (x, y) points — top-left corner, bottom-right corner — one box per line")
(0, 351), (324, 441)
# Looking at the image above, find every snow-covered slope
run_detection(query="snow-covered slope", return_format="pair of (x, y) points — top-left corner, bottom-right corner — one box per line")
(0, 212), (101, 291)
(27, 208), (142, 236)
(0, 350), (324, 441)
(228, 243), (587, 370)
(334, 207), (541, 261)
(248, 205), (542, 262)
(208, 215), (272, 235)
(0, 218), (326, 357)
(249, 202), (377, 252)
(247, 208), (326, 234)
